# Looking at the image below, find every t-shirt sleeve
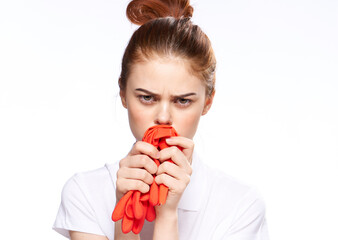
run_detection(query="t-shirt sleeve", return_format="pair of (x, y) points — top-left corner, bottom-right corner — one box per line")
(52, 174), (105, 238)
(214, 187), (269, 240)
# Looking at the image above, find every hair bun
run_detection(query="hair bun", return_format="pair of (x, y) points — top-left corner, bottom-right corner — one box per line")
(126, 0), (193, 25)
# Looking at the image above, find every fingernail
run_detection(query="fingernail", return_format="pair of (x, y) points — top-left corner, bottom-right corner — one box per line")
(156, 152), (160, 159)
(166, 138), (173, 143)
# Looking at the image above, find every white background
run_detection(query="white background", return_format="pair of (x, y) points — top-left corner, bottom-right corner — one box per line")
(0, 0), (337, 239)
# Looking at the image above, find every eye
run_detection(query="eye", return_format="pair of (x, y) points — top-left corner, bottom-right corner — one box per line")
(176, 98), (192, 107)
(138, 95), (155, 104)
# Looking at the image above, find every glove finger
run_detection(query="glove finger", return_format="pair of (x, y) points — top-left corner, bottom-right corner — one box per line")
(132, 201), (147, 234)
(140, 192), (149, 202)
(112, 190), (133, 221)
(125, 192), (134, 219)
(149, 181), (158, 206)
(133, 191), (144, 219)
(146, 204), (156, 222)
(159, 184), (168, 205)
(122, 213), (133, 234)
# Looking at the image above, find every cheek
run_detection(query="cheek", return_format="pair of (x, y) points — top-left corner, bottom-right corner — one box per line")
(174, 108), (202, 139)
(127, 102), (153, 140)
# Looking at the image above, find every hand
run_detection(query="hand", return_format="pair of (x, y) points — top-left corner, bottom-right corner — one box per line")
(116, 141), (159, 202)
(154, 136), (194, 216)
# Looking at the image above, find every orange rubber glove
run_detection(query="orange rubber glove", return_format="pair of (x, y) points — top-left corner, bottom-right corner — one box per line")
(112, 125), (182, 234)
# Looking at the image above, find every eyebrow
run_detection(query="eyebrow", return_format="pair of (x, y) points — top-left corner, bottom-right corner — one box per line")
(135, 88), (197, 98)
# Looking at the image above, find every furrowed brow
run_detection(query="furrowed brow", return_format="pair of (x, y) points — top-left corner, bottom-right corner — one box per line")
(135, 88), (197, 98)
(135, 88), (160, 97)
(173, 93), (197, 98)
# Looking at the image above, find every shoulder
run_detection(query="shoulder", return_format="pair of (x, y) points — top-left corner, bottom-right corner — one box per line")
(195, 154), (267, 219)
(196, 158), (268, 238)
(62, 165), (113, 198)
(201, 159), (263, 203)
(53, 164), (118, 238)
(61, 162), (121, 209)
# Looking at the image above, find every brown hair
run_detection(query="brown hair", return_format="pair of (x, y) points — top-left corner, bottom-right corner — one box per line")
(119, 0), (216, 97)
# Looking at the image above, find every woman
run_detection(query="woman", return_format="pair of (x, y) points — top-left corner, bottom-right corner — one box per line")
(53, 0), (269, 239)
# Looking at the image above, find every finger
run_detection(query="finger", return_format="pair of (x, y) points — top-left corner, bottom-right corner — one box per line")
(118, 167), (154, 185)
(165, 137), (194, 163)
(158, 147), (190, 169)
(116, 178), (150, 194)
(165, 136), (194, 149)
(155, 173), (190, 194)
(120, 155), (157, 175)
(129, 141), (160, 160)
(157, 161), (192, 178)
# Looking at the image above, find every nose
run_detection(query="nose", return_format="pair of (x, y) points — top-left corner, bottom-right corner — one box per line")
(154, 102), (172, 125)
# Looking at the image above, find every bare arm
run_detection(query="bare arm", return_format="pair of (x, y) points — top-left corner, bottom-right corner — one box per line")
(153, 209), (179, 240)
(114, 220), (140, 240)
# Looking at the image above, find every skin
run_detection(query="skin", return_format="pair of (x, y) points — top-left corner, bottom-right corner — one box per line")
(70, 56), (215, 240)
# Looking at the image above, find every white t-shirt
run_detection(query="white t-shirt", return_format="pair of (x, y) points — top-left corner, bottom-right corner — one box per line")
(53, 151), (269, 240)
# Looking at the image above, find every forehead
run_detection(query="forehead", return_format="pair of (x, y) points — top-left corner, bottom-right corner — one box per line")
(127, 56), (205, 94)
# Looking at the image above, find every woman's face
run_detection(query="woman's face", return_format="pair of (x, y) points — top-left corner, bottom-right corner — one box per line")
(120, 56), (214, 141)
